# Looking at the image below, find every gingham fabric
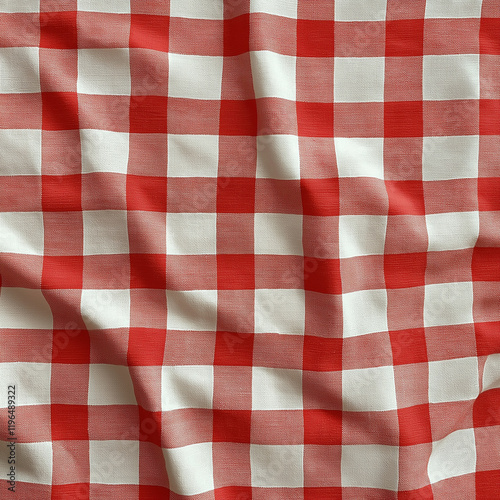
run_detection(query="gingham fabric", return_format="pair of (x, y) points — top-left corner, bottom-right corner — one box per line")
(0, 0), (499, 498)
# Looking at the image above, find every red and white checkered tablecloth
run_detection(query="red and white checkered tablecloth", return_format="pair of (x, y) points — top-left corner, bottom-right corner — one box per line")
(0, 0), (499, 498)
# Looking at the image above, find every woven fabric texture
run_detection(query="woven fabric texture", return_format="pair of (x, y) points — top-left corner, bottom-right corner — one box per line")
(0, 1), (500, 498)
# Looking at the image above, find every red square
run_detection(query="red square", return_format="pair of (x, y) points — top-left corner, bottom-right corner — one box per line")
(128, 328), (166, 366)
(389, 328), (428, 366)
(472, 247), (500, 281)
(296, 102), (334, 138)
(301, 178), (339, 216)
(475, 321), (500, 356)
(214, 487), (253, 500)
(42, 175), (81, 212)
(51, 405), (88, 440)
(40, 11), (77, 49)
(398, 487), (434, 500)
(473, 389), (500, 427)
(130, 254), (167, 289)
(480, 99), (500, 135)
(217, 177), (255, 213)
(217, 254), (254, 290)
(304, 488), (342, 500)
(219, 99), (257, 136)
(138, 486), (170, 499)
(224, 14), (249, 56)
(386, 180), (425, 215)
(126, 175), (167, 212)
(477, 470), (500, 498)
(214, 330), (254, 366)
(480, 18), (500, 55)
(213, 409), (251, 442)
(52, 329), (90, 364)
(42, 92), (79, 130)
(138, 407), (162, 447)
(42, 256), (84, 289)
(398, 404), (432, 446)
(52, 485), (90, 499)
(384, 252), (426, 289)
(130, 14), (169, 52)
(304, 258), (341, 294)
(479, 178), (500, 211)
(129, 96), (168, 133)
(297, 20), (334, 57)
(304, 410), (342, 445)
(303, 336), (342, 371)
(386, 19), (424, 57)
(385, 101), (423, 138)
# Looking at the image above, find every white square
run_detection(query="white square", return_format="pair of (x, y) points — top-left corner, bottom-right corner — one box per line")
(0, 0), (39, 12)
(167, 134), (218, 177)
(251, 444), (304, 487)
(342, 289), (388, 339)
(170, 0), (223, 19)
(0, 442), (52, 485)
(256, 135), (300, 180)
(166, 290), (217, 331)
(166, 213), (216, 255)
(426, 212), (479, 252)
(0, 362), (51, 407)
(0, 130), (41, 175)
(81, 289), (130, 330)
(254, 214), (303, 255)
(250, 0), (298, 18)
(161, 365), (213, 411)
(255, 289), (305, 335)
(83, 210), (129, 255)
(89, 364), (137, 405)
(80, 129), (129, 174)
(252, 367), (302, 410)
(423, 55), (479, 101)
(335, 0), (387, 21)
(342, 365), (397, 411)
(428, 357), (479, 403)
(423, 136), (479, 181)
(425, 0), (482, 18)
(0, 212), (44, 255)
(483, 353), (500, 392)
(335, 137), (384, 179)
(78, 49), (131, 95)
(424, 282), (474, 328)
(341, 444), (398, 490)
(90, 440), (139, 485)
(250, 51), (296, 101)
(163, 443), (214, 495)
(339, 215), (387, 259)
(334, 57), (385, 103)
(168, 54), (223, 100)
(0, 47), (39, 93)
(428, 429), (476, 484)
(0, 289), (52, 330)
(77, 0), (131, 13)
